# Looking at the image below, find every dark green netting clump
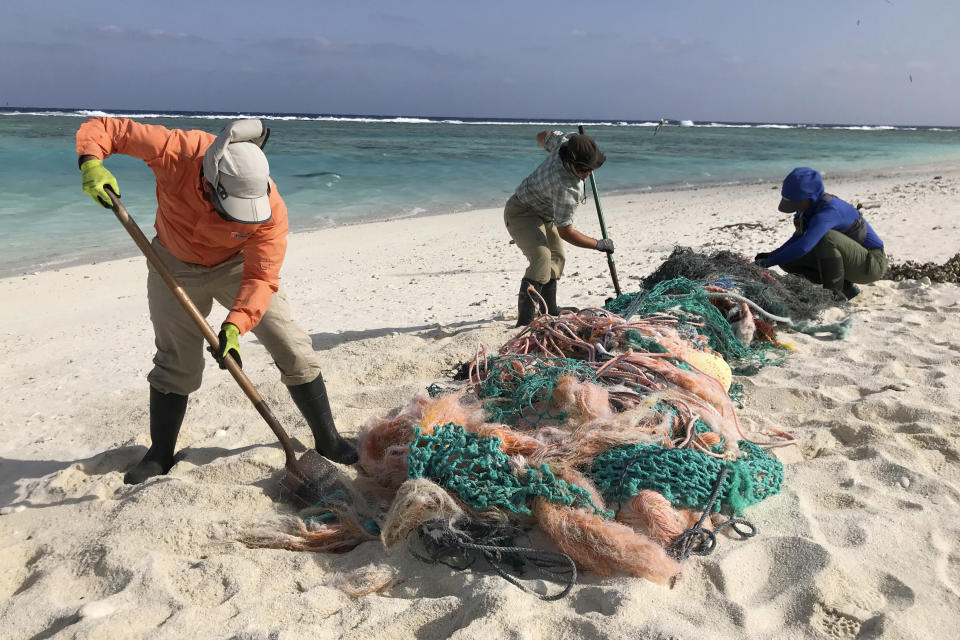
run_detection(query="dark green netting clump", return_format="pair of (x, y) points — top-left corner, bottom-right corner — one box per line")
(603, 292), (639, 317)
(478, 355), (598, 427)
(407, 423), (611, 517)
(589, 439), (783, 516)
(606, 277), (786, 375)
(621, 330), (669, 354)
(641, 246), (843, 320)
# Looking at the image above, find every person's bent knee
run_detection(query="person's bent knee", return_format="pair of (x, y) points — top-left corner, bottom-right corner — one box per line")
(868, 251), (889, 282)
(147, 371), (201, 397)
(524, 252), (553, 284)
(551, 257), (565, 280)
(279, 365), (322, 387)
(523, 269), (552, 285)
(847, 251), (888, 285)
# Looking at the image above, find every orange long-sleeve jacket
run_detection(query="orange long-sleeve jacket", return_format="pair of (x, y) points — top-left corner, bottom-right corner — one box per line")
(76, 117), (289, 334)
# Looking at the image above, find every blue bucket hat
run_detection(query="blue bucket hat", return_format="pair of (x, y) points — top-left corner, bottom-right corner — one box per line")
(779, 167), (825, 213)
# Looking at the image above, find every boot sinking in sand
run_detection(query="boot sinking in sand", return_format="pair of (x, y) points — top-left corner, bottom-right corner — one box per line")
(516, 278), (545, 327)
(124, 387), (188, 485)
(287, 373), (358, 465)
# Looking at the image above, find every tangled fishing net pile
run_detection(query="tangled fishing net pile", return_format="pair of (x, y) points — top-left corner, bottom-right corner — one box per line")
(639, 246), (844, 321)
(240, 249), (856, 599)
(606, 248), (855, 369)
(244, 250), (852, 598)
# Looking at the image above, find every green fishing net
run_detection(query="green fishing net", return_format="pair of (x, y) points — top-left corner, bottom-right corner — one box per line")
(605, 277), (787, 374)
(620, 330), (669, 354)
(589, 439), (783, 516)
(407, 423), (611, 517)
(478, 355), (598, 427)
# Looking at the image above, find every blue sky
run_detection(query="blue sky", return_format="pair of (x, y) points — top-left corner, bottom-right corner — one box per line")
(2, 0), (957, 125)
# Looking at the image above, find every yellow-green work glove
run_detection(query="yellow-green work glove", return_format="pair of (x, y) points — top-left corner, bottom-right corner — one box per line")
(80, 158), (120, 208)
(208, 323), (242, 369)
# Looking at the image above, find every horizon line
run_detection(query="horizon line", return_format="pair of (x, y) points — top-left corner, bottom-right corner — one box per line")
(1, 106), (958, 130)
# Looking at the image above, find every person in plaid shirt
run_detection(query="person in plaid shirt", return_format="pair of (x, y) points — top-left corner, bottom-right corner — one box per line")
(504, 130), (611, 326)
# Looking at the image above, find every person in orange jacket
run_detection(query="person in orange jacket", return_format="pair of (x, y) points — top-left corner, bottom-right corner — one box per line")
(77, 117), (357, 484)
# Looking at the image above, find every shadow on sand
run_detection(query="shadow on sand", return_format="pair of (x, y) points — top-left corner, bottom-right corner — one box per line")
(301, 317), (501, 352)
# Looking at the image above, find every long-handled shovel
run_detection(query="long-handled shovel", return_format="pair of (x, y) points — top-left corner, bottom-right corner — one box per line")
(578, 125), (622, 298)
(106, 189), (334, 506)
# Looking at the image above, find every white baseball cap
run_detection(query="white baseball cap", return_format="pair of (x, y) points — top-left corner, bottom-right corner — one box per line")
(203, 120), (272, 224)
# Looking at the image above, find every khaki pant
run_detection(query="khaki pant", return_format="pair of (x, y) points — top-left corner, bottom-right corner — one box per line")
(146, 238), (321, 396)
(503, 195), (565, 283)
(781, 230), (888, 285)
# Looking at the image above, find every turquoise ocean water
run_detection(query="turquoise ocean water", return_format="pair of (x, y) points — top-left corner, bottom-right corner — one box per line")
(2, 108), (960, 276)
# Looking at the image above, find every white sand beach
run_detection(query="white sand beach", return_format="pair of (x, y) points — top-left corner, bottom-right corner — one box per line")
(2, 164), (960, 639)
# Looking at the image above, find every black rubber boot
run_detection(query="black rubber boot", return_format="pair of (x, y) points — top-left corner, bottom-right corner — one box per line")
(842, 281), (862, 300)
(817, 256), (846, 293)
(515, 278), (545, 327)
(124, 387), (188, 485)
(540, 279), (560, 316)
(287, 374), (358, 465)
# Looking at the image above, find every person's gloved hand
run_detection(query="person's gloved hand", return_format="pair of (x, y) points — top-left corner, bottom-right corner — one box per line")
(208, 323), (241, 369)
(80, 158), (120, 208)
(596, 237), (615, 253)
(754, 252), (771, 268)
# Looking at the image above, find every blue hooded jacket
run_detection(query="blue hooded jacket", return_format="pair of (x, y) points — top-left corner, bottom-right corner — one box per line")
(767, 167), (884, 266)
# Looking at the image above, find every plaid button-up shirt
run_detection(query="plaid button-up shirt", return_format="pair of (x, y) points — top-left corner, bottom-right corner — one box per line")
(513, 131), (586, 227)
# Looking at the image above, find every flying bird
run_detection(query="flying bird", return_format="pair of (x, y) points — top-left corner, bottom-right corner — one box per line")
(909, 73), (913, 83)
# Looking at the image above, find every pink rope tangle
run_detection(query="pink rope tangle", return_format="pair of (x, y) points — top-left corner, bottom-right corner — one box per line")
(526, 284), (550, 318)
(690, 441), (726, 459)
(468, 344), (488, 391)
(543, 323), (593, 357)
(552, 328), (595, 361)
(749, 426), (797, 449)
(595, 350), (632, 377)
(470, 310), (764, 457)
(534, 335), (561, 359)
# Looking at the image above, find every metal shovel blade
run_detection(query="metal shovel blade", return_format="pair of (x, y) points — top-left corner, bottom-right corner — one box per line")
(280, 449), (344, 507)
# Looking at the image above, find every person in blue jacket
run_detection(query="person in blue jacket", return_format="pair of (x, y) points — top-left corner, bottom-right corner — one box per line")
(754, 167), (887, 299)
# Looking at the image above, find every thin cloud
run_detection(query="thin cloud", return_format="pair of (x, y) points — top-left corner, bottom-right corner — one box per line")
(60, 24), (211, 45)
